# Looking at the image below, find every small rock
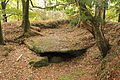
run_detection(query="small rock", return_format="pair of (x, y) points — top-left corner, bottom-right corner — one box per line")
(29, 57), (49, 68)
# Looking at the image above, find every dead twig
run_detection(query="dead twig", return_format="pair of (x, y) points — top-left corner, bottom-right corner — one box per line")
(16, 54), (23, 61)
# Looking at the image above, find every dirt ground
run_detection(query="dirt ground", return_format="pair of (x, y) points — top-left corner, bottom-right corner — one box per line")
(0, 20), (120, 80)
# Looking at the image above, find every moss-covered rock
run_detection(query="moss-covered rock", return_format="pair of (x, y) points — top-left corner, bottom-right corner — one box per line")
(24, 33), (89, 61)
(29, 57), (49, 68)
(25, 35), (80, 54)
(26, 38), (67, 53)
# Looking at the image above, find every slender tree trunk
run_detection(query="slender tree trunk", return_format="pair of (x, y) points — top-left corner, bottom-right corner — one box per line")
(0, 20), (5, 45)
(21, 0), (30, 33)
(118, 13), (120, 22)
(95, 6), (98, 17)
(93, 21), (109, 57)
(17, 0), (19, 9)
(1, 1), (7, 22)
(75, 0), (110, 57)
(93, 0), (110, 57)
(43, 0), (47, 20)
(75, 0), (95, 36)
(17, 0), (20, 21)
(103, 7), (106, 21)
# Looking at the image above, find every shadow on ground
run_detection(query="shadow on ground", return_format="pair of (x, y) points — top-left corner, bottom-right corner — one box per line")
(39, 48), (88, 63)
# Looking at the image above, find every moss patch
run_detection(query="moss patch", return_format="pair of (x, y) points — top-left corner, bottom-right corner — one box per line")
(25, 37), (73, 53)
(29, 57), (49, 68)
(60, 74), (75, 80)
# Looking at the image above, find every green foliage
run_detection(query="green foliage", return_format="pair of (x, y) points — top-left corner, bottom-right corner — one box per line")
(60, 74), (75, 80)
(79, 0), (94, 6)
(65, 4), (78, 16)
(106, 8), (118, 21)
(66, 0), (73, 2)
(105, 0), (120, 21)
(0, 0), (5, 2)
(70, 17), (79, 23)
(29, 10), (40, 21)
(114, 2), (120, 13)
(69, 15), (92, 24)
(75, 71), (85, 75)
(0, 0), (120, 21)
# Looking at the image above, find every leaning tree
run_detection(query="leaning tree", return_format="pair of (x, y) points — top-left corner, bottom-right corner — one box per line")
(70, 0), (110, 57)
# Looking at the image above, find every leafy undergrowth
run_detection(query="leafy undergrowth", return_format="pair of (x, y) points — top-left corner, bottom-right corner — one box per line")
(0, 20), (119, 80)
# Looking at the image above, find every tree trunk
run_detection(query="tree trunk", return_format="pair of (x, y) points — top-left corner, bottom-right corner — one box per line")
(75, 0), (110, 57)
(103, 7), (106, 21)
(93, 22), (109, 57)
(21, 0), (30, 33)
(43, 0), (47, 20)
(75, 0), (95, 36)
(93, 0), (110, 57)
(118, 13), (120, 22)
(17, 0), (19, 9)
(0, 20), (5, 45)
(17, 0), (20, 21)
(1, 1), (7, 22)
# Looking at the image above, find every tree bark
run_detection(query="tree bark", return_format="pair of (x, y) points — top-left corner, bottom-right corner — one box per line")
(118, 13), (120, 22)
(43, 0), (47, 20)
(93, 0), (110, 57)
(1, 1), (7, 22)
(0, 20), (5, 45)
(21, 0), (30, 33)
(103, 7), (106, 21)
(17, 0), (20, 21)
(93, 21), (109, 57)
(74, 0), (94, 36)
(75, 0), (110, 57)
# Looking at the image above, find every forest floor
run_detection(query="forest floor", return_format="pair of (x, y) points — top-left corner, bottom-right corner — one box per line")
(0, 20), (120, 80)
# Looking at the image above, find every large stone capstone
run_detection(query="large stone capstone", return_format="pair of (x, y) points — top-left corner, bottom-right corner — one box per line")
(25, 34), (83, 54)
